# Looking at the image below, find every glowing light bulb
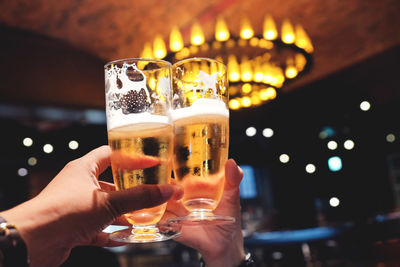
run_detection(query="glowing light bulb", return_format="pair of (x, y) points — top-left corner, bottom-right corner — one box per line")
(169, 26), (183, 52)
(23, 137), (33, 147)
(344, 140), (355, 150)
(281, 19), (295, 44)
(69, 140), (79, 150)
(360, 101), (371, 111)
(191, 22), (205, 46)
(140, 42), (153, 59)
(263, 15), (278, 40)
(305, 164), (316, 174)
(246, 127), (257, 137)
(240, 17), (254, 39)
(215, 16), (230, 42)
(327, 140), (338, 150)
(279, 154), (290, 163)
(153, 35), (167, 59)
(295, 25), (314, 53)
(262, 128), (274, 138)
(43, 144), (54, 154)
(228, 55), (240, 82)
(229, 99), (240, 110)
(329, 197), (340, 207)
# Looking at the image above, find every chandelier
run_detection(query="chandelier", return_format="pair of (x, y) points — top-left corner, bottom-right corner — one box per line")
(140, 15), (313, 110)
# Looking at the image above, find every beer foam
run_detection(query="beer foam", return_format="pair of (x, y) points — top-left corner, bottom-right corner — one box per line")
(107, 111), (171, 130)
(171, 98), (229, 121)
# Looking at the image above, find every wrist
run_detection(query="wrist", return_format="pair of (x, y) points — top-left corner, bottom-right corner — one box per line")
(200, 238), (245, 267)
(0, 215), (29, 266)
(200, 252), (254, 267)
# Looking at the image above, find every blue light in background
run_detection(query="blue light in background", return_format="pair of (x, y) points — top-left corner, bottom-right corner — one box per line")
(239, 165), (257, 199)
(328, 156), (342, 172)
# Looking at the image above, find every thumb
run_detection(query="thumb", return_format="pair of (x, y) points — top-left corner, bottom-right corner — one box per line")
(105, 184), (174, 218)
(224, 159), (244, 190)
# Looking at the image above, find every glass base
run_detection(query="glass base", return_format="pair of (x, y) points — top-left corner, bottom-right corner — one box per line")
(109, 223), (181, 243)
(168, 210), (235, 226)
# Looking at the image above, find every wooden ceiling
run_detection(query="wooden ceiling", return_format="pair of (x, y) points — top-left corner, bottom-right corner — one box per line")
(0, 0), (399, 109)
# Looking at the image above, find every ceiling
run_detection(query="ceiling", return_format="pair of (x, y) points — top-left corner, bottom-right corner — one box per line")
(0, 0), (399, 109)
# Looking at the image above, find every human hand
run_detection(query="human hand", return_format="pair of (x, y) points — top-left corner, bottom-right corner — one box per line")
(0, 145), (179, 267)
(166, 159), (245, 267)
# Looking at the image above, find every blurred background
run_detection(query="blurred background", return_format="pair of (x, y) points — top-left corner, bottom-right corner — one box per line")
(1, 0), (400, 266)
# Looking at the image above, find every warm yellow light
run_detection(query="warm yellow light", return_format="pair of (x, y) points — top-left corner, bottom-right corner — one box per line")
(259, 87), (276, 101)
(149, 77), (157, 90)
(259, 39), (274, 49)
(201, 43), (210, 52)
(169, 26), (183, 52)
(281, 19), (295, 44)
(140, 42), (153, 59)
(251, 94), (261, 105)
(254, 72), (264, 82)
(253, 58), (264, 82)
(285, 58), (298, 79)
(295, 53), (307, 71)
(228, 55), (240, 82)
(230, 72), (240, 82)
(153, 35), (167, 59)
(241, 83), (252, 93)
(241, 97), (252, 107)
(191, 22), (205, 46)
(240, 57), (253, 82)
(295, 25), (314, 53)
(240, 17), (254, 39)
(229, 99), (240, 110)
(263, 74), (274, 84)
(212, 41), (222, 50)
(285, 66), (298, 79)
(215, 16), (230, 42)
(249, 37), (259, 47)
(180, 47), (190, 58)
(226, 39), (235, 48)
(263, 15), (278, 40)
(266, 87), (277, 99)
(259, 89), (270, 100)
(189, 45), (199, 54)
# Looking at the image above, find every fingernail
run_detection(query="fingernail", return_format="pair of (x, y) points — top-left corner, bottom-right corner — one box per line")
(159, 184), (173, 199)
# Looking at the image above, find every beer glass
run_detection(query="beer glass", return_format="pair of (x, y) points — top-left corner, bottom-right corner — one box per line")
(104, 58), (179, 242)
(169, 58), (234, 225)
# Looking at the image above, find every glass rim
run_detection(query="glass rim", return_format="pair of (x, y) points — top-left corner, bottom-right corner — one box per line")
(172, 57), (226, 69)
(104, 58), (171, 69)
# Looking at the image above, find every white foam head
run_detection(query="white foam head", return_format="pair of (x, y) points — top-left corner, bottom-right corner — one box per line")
(107, 111), (170, 130)
(170, 98), (229, 121)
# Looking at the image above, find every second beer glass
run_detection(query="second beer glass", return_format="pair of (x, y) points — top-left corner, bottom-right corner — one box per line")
(170, 58), (234, 225)
(105, 58), (179, 242)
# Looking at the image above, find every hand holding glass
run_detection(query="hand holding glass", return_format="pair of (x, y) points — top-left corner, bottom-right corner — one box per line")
(169, 58), (234, 225)
(104, 58), (179, 242)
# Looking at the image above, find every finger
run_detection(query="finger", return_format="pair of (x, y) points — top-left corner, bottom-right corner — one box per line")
(224, 159), (243, 190)
(111, 216), (130, 226)
(170, 184), (184, 200)
(110, 151), (160, 170)
(79, 145), (111, 176)
(106, 184), (174, 216)
(99, 181), (116, 192)
(165, 199), (188, 217)
(85, 232), (126, 247)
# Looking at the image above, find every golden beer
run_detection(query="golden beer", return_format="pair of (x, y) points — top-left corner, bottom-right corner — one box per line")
(108, 122), (173, 226)
(173, 114), (229, 212)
